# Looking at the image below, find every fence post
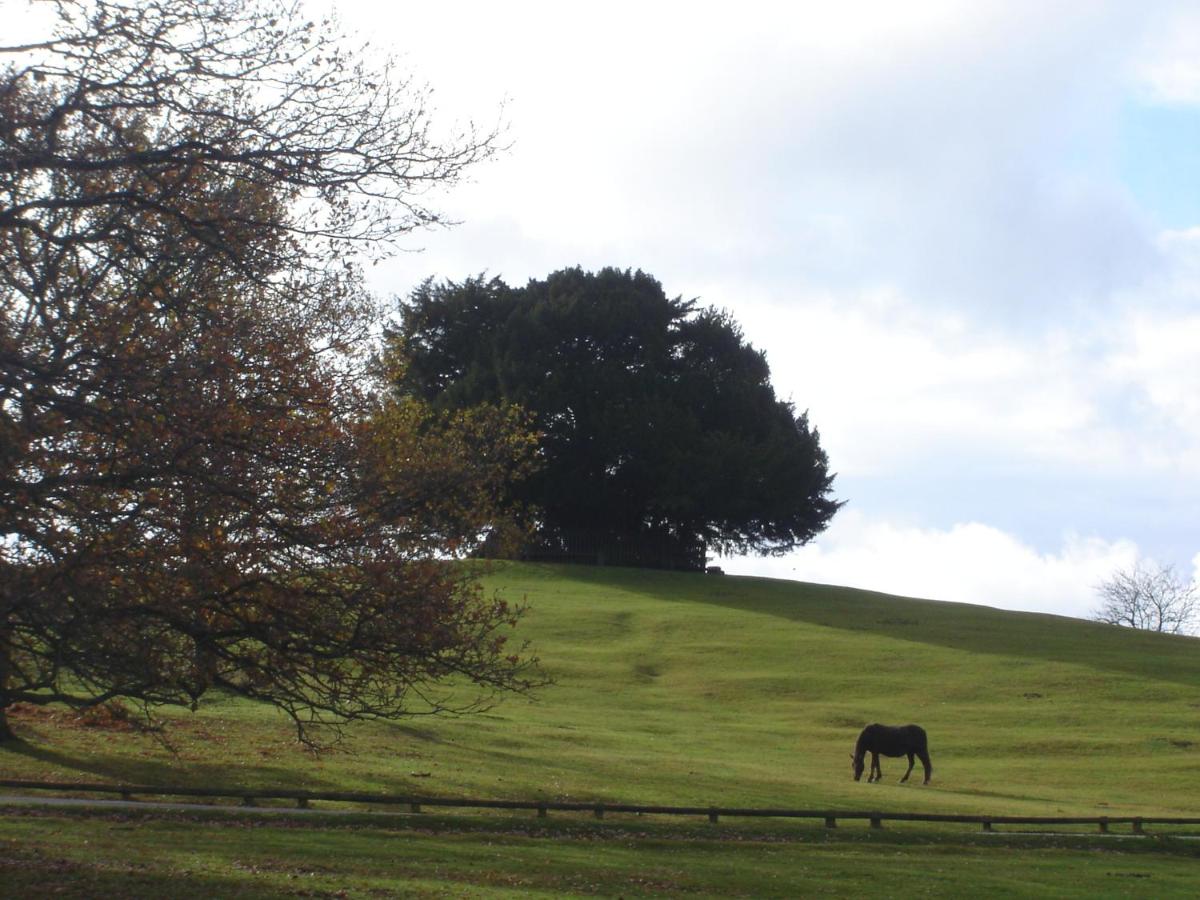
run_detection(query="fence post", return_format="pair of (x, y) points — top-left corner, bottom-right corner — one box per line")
(593, 805), (605, 820)
(870, 817), (883, 829)
(824, 816), (837, 829)
(409, 802), (422, 814)
(1133, 818), (1144, 835)
(708, 809), (719, 824)
(981, 820), (993, 832)
(537, 805), (547, 819)
(296, 797), (309, 809)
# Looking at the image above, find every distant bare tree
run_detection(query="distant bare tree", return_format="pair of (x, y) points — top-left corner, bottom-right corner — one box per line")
(1093, 563), (1198, 635)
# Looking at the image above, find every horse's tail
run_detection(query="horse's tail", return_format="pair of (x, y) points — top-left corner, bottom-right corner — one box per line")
(911, 724), (929, 751)
(914, 727), (932, 782)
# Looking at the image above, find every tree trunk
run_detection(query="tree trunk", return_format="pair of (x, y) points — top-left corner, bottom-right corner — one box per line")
(0, 633), (15, 741)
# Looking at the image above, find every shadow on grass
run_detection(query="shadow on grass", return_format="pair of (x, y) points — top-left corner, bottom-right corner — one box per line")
(386, 722), (445, 744)
(0, 734), (342, 792)
(502, 563), (1200, 690)
(1, 851), (291, 900)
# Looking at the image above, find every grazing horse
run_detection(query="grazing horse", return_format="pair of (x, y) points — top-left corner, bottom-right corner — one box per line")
(851, 723), (932, 784)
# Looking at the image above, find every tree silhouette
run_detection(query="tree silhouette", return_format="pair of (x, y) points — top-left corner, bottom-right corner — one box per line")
(392, 268), (842, 568)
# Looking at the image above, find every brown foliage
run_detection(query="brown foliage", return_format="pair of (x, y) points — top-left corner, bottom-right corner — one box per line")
(0, 0), (536, 746)
(8, 699), (148, 732)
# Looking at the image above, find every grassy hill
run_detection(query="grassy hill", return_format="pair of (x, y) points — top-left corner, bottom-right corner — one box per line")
(4, 562), (1199, 818)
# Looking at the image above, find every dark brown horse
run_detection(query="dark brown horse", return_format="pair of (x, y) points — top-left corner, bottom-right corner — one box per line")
(851, 723), (932, 784)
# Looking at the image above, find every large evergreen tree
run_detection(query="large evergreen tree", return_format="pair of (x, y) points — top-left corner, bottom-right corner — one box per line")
(392, 267), (843, 567)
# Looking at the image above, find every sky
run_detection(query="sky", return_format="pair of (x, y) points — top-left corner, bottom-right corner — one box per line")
(324, 0), (1200, 622)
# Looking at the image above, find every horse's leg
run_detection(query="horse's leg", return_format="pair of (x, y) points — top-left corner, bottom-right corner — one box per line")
(919, 751), (932, 784)
(900, 752), (914, 783)
(870, 751), (881, 782)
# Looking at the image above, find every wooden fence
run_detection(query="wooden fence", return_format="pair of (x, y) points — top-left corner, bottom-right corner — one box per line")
(2, 779), (1198, 834)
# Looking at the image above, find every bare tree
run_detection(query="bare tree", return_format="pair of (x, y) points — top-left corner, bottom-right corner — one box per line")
(1093, 563), (1199, 635)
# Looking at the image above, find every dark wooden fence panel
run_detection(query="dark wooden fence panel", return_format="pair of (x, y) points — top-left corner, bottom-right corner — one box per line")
(1, 779), (1197, 834)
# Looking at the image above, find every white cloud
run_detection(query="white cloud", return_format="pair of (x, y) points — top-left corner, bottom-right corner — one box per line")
(1131, 6), (1200, 105)
(0, 0), (57, 44)
(722, 509), (1139, 620)
(1106, 311), (1200, 454)
(357, 0), (1164, 325)
(707, 249), (1200, 483)
(720, 290), (1120, 477)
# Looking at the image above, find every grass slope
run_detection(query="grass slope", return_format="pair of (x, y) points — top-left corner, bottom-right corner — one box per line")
(3, 562), (1198, 818)
(4, 562), (1200, 897)
(3, 809), (1200, 898)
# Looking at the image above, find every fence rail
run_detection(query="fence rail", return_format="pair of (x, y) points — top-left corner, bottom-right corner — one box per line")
(2, 779), (1198, 834)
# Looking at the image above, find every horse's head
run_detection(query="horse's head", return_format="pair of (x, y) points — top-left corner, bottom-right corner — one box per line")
(851, 752), (864, 781)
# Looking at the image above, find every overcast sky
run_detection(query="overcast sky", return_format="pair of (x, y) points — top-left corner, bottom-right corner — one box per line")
(326, 0), (1200, 621)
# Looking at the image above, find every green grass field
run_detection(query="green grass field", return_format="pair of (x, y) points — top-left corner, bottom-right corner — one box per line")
(3, 808), (1199, 898)
(3, 562), (1199, 896)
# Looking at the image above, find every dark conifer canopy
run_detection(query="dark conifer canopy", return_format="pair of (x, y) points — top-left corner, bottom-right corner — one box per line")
(392, 267), (843, 566)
